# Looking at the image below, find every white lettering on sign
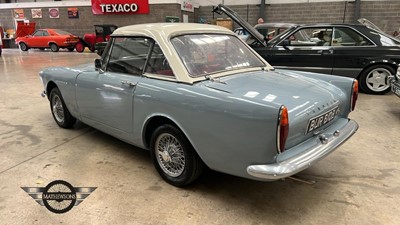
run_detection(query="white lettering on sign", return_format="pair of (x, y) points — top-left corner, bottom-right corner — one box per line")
(100, 3), (138, 13)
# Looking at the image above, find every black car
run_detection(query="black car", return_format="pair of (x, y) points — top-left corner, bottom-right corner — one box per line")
(214, 4), (400, 95)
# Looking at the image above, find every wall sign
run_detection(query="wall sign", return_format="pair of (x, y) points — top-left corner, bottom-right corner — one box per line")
(181, 0), (194, 12)
(14, 9), (25, 19)
(165, 16), (179, 23)
(49, 8), (60, 18)
(31, 9), (42, 19)
(91, 0), (149, 15)
(68, 8), (79, 19)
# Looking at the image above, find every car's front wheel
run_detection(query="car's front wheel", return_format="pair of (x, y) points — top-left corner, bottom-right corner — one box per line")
(49, 43), (59, 52)
(19, 42), (28, 51)
(359, 65), (394, 95)
(49, 87), (76, 128)
(150, 125), (203, 187)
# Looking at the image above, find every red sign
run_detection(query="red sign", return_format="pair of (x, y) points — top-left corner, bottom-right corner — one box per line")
(91, 0), (149, 15)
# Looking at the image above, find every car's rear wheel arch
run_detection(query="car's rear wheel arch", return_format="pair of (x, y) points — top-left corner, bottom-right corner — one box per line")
(49, 42), (59, 52)
(143, 116), (182, 150)
(357, 63), (396, 94)
(358, 63), (397, 79)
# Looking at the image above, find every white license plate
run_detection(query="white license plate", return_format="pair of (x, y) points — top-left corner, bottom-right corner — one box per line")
(392, 82), (400, 97)
(306, 107), (338, 134)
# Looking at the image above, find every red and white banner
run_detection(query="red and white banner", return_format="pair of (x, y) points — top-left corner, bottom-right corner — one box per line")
(91, 0), (149, 15)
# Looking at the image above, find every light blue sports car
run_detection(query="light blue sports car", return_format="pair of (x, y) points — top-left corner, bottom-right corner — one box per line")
(40, 23), (359, 187)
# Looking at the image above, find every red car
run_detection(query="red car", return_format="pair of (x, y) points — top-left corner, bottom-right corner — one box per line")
(15, 29), (79, 52)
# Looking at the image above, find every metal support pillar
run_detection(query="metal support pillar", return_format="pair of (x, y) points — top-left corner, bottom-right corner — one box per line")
(259, 0), (266, 22)
(354, 0), (361, 23)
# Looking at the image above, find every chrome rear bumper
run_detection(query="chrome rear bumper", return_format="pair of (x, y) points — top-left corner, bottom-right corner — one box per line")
(247, 119), (358, 180)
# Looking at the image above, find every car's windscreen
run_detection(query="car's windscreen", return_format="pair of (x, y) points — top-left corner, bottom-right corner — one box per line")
(268, 27), (296, 46)
(54, 30), (72, 35)
(171, 34), (265, 77)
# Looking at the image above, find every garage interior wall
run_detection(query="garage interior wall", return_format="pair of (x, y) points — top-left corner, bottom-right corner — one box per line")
(0, 4), (196, 37)
(197, 0), (400, 35)
(0, 0), (399, 37)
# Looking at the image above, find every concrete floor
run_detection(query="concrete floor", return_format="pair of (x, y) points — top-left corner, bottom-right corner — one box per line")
(0, 49), (399, 225)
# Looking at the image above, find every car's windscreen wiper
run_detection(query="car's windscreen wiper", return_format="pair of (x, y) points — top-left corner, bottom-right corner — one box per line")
(205, 75), (226, 84)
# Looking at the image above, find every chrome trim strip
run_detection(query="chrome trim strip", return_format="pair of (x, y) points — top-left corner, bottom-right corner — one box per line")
(275, 66), (361, 72)
(247, 119), (358, 180)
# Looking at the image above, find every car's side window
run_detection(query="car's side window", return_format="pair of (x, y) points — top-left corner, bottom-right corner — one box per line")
(33, 31), (43, 36)
(107, 37), (153, 75)
(280, 28), (333, 46)
(145, 42), (174, 77)
(42, 31), (49, 36)
(332, 27), (374, 46)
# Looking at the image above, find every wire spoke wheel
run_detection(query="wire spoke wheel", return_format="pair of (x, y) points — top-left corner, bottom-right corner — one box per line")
(156, 133), (185, 177)
(49, 87), (76, 128)
(150, 125), (203, 187)
(51, 95), (65, 123)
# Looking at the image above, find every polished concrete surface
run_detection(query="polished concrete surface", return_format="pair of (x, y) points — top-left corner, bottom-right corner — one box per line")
(0, 49), (399, 224)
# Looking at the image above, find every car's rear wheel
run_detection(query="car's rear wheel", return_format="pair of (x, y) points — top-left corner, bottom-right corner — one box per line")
(67, 47), (75, 52)
(150, 125), (203, 187)
(19, 42), (28, 51)
(75, 42), (84, 53)
(49, 43), (59, 52)
(359, 65), (393, 95)
(49, 87), (76, 128)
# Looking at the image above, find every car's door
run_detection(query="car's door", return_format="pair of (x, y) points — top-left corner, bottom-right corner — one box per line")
(75, 36), (153, 134)
(40, 30), (51, 47)
(28, 30), (43, 47)
(257, 27), (335, 74)
(330, 26), (377, 77)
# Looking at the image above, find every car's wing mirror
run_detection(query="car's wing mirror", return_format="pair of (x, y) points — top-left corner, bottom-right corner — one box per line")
(281, 40), (291, 49)
(94, 59), (102, 70)
(281, 39), (290, 46)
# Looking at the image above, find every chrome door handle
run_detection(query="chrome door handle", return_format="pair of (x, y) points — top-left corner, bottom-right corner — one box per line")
(121, 81), (136, 87)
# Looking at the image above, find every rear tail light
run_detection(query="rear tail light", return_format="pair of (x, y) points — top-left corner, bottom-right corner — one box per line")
(277, 105), (289, 153)
(350, 80), (358, 111)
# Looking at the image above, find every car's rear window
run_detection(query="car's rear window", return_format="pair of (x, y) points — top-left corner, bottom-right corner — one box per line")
(171, 34), (265, 77)
(54, 30), (72, 35)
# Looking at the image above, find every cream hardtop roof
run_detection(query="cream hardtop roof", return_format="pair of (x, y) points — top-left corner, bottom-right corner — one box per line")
(112, 23), (234, 38)
(110, 23), (272, 84)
